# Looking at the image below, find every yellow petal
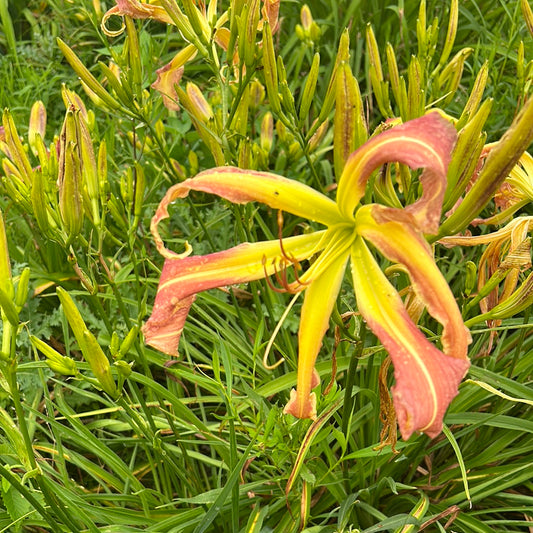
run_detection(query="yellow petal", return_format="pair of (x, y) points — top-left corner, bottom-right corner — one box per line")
(284, 249), (349, 419)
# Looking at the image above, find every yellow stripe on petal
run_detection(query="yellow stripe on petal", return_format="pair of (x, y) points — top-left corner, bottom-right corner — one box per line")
(143, 232), (325, 356)
(284, 250), (349, 419)
(351, 238), (469, 439)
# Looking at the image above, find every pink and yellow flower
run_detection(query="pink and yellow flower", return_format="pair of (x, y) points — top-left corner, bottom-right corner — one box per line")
(142, 112), (471, 440)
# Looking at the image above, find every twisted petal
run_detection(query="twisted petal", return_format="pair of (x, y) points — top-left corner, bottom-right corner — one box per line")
(284, 236), (351, 419)
(143, 232), (325, 355)
(151, 167), (342, 258)
(356, 204), (471, 361)
(351, 237), (470, 439)
(337, 112), (456, 232)
(151, 45), (197, 112)
(102, 1), (174, 36)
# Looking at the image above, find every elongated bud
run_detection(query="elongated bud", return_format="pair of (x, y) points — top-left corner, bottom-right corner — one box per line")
(416, 0), (427, 61)
(186, 82), (214, 123)
(28, 101), (47, 157)
(298, 52), (320, 125)
(119, 326), (139, 357)
(125, 17), (143, 99)
(366, 24), (392, 117)
(31, 336), (78, 376)
(438, 97), (533, 238)
(182, 0), (210, 45)
(386, 43), (405, 117)
(443, 98), (492, 210)
(0, 288), (18, 327)
(407, 55), (424, 119)
(296, 4), (320, 43)
(0, 210), (12, 298)
(334, 62), (367, 179)
(56, 287), (117, 397)
(460, 61), (489, 123)
(0, 408), (33, 470)
(260, 112), (274, 153)
(133, 162), (145, 219)
(436, 0), (459, 71)
(58, 136), (84, 241)
(482, 272), (533, 321)
(307, 118), (329, 153)
(522, 0), (533, 37)
(438, 48), (473, 106)
(262, 21), (281, 114)
(57, 38), (122, 112)
(277, 57), (296, 117)
(464, 261), (477, 297)
(2, 110), (33, 184)
(15, 267), (30, 310)
(243, 0), (260, 68)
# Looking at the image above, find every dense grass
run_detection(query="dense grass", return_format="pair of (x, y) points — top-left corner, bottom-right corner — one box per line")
(0, 0), (532, 531)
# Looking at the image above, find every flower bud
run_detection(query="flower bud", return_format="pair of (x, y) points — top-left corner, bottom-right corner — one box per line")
(262, 21), (281, 114)
(298, 52), (320, 125)
(31, 336), (78, 376)
(260, 112), (274, 153)
(0, 210), (13, 298)
(28, 101), (47, 157)
(56, 287), (117, 397)
(57, 38), (122, 112)
(186, 82), (214, 123)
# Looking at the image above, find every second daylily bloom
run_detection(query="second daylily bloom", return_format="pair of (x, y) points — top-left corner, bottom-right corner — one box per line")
(143, 112), (471, 440)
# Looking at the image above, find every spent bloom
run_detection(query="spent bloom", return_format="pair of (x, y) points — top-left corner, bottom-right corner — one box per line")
(143, 112), (471, 440)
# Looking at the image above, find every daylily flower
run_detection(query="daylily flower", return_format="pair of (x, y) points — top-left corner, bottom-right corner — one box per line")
(143, 112), (471, 440)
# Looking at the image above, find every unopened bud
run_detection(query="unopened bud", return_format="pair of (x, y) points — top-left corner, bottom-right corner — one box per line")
(28, 101), (47, 157)
(298, 52), (320, 125)
(262, 21), (281, 114)
(186, 82), (214, 123)
(260, 112), (274, 153)
(56, 287), (117, 397)
(31, 336), (78, 376)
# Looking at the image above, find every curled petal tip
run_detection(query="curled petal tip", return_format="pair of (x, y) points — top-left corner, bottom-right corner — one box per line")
(283, 389), (317, 420)
(393, 352), (470, 440)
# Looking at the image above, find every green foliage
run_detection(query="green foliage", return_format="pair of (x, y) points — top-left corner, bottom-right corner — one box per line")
(0, 0), (532, 531)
